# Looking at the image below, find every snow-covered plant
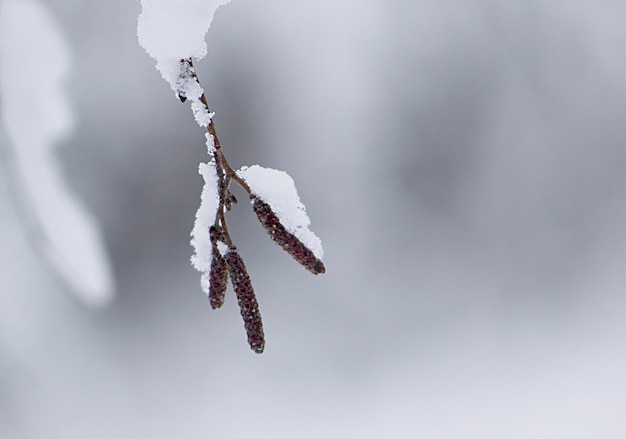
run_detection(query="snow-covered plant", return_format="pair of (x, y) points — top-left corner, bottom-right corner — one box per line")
(138, 0), (325, 353)
(0, 0), (115, 306)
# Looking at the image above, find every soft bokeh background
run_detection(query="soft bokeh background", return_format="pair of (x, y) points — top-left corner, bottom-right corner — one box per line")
(2, 0), (626, 437)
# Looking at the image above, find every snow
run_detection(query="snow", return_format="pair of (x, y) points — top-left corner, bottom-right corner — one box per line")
(205, 131), (216, 154)
(237, 165), (324, 259)
(0, 0), (115, 306)
(152, 57), (213, 127)
(192, 99), (212, 127)
(137, 0), (230, 127)
(190, 160), (220, 294)
(216, 240), (229, 256)
(137, 0), (230, 61)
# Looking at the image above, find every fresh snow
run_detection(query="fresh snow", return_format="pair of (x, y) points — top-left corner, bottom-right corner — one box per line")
(237, 165), (324, 260)
(137, 0), (230, 127)
(190, 160), (220, 294)
(205, 131), (216, 154)
(0, 0), (115, 306)
(137, 0), (230, 61)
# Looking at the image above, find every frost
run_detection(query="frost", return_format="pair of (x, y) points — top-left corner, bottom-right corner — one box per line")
(190, 160), (220, 294)
(0, 0), (115, 307)
(237, 165), (324, 260)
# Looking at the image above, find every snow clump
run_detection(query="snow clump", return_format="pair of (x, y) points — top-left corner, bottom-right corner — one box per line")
(237, 165), (324, 260)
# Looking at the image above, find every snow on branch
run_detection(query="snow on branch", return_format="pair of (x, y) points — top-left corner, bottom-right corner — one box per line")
(238, 165), (325, 274)
(137, 0), (326, 353)
(137, 0), (229, 127)
(190, 160), (220, 293)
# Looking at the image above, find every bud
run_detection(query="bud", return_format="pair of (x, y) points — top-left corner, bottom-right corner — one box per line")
(252, 198), (325, 275)
(208, 226), (228, 309)
(225, 250), (265, 354)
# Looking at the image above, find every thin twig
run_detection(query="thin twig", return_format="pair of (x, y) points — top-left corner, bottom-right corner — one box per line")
(186, 59), (251, 193)
(183, 58), (253, 249)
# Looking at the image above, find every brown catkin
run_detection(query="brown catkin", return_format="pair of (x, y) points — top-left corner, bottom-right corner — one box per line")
(252, 198), (326, 275)
(208, 256), (228, 309)
(208, 227), (228, 309)
(225, 250), (265, 354)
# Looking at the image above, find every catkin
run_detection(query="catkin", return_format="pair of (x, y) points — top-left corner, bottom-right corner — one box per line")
(225, 250), (265, 354)
(208, 226), (228, 309)
(252, 198), (325, 275)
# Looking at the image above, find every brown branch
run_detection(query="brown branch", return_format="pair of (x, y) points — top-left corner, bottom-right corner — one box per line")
(184, 59), (251, 193)
(182, 58), (252, 249)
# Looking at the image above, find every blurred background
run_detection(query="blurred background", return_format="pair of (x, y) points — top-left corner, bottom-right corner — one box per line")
(2, 0), (626, 437)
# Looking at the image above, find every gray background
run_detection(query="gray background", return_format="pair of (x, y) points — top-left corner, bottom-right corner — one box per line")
(2, 0), (626, 437)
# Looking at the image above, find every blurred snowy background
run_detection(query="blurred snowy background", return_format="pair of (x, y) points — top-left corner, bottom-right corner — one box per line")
(2, 0), (626, 437)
